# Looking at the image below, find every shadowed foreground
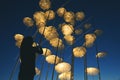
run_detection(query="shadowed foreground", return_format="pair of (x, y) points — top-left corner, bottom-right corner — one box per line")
(18, 36), (43, 80)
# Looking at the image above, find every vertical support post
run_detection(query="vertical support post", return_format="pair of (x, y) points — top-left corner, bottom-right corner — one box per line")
(84, 52), (88, 80)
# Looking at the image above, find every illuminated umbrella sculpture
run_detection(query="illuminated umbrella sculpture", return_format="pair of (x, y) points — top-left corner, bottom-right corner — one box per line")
(10, 0), (107, 80)
(86, 67), (99, 80)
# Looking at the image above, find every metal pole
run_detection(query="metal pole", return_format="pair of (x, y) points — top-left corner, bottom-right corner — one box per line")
(9, 56), (20, 80)
(71, 52), (74, 80)
(95, 42), (101, 80)
(51, 39), (60, 80)
(84, 48), (88, 80)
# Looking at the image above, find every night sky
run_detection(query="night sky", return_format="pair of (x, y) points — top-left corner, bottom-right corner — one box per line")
(0, 0), (120, 80)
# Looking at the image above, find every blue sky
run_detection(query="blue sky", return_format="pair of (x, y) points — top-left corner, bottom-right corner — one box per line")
(0, 0), (120, 80)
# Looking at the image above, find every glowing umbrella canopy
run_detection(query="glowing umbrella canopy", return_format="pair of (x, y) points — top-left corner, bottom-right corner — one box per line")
(85, 34), (96, 41)
(45, 10), (55, 20)
(73, 46), (86, 57)
(38, 26), (46, 34)
(61, 23), (74, 36)
(96, 51), (107, 58)
(42, 48), (52, 56)
(39, 26), (58, 40)
(94, 29), (103, 36)
(64, 35), (75, 45)
(14, 34), (24, 41)
(49, 38), (64, 48)
(46, 55), (62, 64)
(64, 11), (74, 23)
(23, 17), (34, 27)
(75, 11), (85, 21)
(57, 7), (66, 17)
(84, 33), (96, 47)
(39, 0), (51, 10)
(14, 34), (24, 48)
(55, 62), (71, 73)
(58, 71), (72, 80)
(43, 26), (59, 41)
(37, 22), (46, 29)
(84, 23), (91, 29)
(33, 11), (46, 26)
(86, 67), (99, 76)
(75, 29), (83, 35)
(35, 67), (40, 75)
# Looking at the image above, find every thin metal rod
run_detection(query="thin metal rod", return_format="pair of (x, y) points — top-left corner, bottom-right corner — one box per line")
(95, 42), (101, 80)
(55, 72), (59, 80)
(71, 52), (74, 80)
(75, 16), (93, 29)
(32, 28), (39, 40)
(45, 64), (50, 80)
(84, 51), (88, 80)
(38, 49), (48, 80)
(9, 56), (19, 80)
(92, 75), (95, 80)
(38, 57), (45, 80)
(56, 73), (59, 80)
(61, 0), (71, 7)
(51, 39), (60, 80)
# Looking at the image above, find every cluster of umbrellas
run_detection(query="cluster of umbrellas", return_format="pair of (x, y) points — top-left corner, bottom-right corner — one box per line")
(13, 0), (107, 80)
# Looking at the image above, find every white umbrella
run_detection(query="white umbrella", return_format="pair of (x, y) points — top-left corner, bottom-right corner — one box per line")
(64, 35), (75, 45)
(14, 34), (24, 41)
(86, 67), (99, 76)
(45, 10), (55, 20)
(64, 11), (74, 23)
(57, 7), (66, 17)
(75, 11), (85, 21)
(73, 46), (86, 57)
(96, 51), (107, 58)
(23, 17), (34, 27)
(55, 62), (71, 73)
(33, 11), (46, 26)
(39, 0), (51, 10)
(49, 38), (64, 48)
(59, 71), (72, 80)
(46, 55), (62, 64)
(61, 23), (74, 36)
(84, 34), (96, 47)
(42, 48), (52, 57)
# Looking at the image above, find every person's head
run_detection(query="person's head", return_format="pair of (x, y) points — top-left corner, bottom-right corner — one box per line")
(21, 36), (33, 47)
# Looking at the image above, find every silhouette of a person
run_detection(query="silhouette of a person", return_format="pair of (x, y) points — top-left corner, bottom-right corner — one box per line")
(18, 36), (43, 80)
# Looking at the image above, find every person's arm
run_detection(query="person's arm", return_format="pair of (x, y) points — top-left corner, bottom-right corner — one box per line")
(34, 45), (43, 54)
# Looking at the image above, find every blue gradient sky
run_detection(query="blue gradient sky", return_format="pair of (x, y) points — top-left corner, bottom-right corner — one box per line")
(0, 0), (120, 80)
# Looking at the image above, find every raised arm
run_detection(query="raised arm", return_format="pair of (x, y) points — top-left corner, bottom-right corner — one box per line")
(33, 45), (43, 54)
